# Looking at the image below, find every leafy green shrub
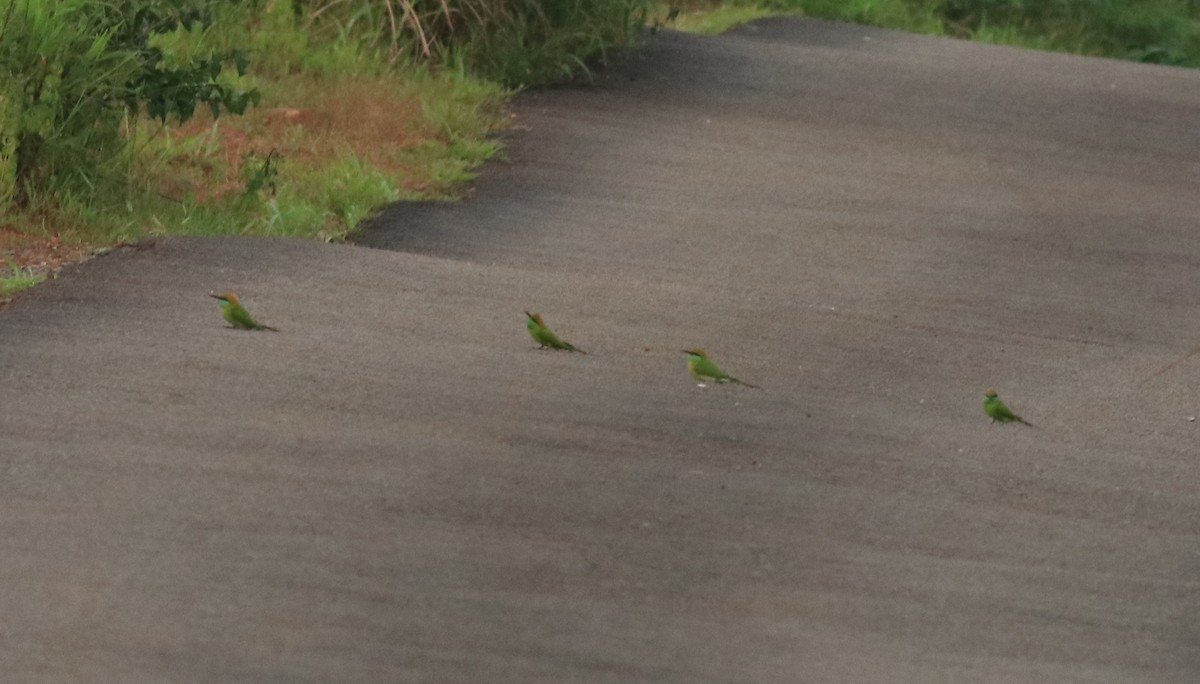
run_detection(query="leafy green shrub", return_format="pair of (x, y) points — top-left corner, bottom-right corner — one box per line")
(757, 0), (1200, 66)
(939, 0), (1200, 65)
(0, 0), (259, 211)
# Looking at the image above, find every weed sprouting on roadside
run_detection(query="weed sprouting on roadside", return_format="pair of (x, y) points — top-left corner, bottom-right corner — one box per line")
(1, 261), (45, 295)
(239, 149), (279, 201)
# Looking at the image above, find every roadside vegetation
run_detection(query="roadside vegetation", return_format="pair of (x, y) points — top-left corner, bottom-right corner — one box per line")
(6, 1), (1197, 299)
(1, 261), (43, 296)
(666, 1), (1200, 64)
(0, 0), (648, 295)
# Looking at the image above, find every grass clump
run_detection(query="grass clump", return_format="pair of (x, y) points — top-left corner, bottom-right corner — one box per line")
(299, 0), (651, 86)
(122, 64), (506, 243)
(1, 261), (43, 295)
(669, 4), (775, 34)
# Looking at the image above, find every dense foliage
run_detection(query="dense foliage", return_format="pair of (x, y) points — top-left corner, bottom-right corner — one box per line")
(0, 0), (647, 215)
(757, 0), (1200, 65)
(299, 0), (651, 85)
(0, 0), (259, 209)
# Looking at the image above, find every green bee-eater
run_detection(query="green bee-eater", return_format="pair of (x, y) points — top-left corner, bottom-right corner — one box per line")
(983, 388), (1033, 426)
(525, 311), (585, 353)
(210, 292), (278, 331)
(682, 348), (758, 388)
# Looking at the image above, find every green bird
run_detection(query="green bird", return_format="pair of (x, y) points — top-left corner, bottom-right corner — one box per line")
(983, 388), (1033, 426)
(210, 291), (278, 331)
(682, 348), (759, 388)
(525, 311), (585, 353)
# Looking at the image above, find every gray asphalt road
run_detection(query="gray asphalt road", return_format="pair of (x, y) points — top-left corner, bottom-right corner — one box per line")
(4, 17), (1200, 682)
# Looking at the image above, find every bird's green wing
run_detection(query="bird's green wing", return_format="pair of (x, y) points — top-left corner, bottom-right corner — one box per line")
(531, 325), (563, 348)
(228, 304), (262, 330)
(533, 325), (583, 352)
(692, 357), (729, 380)
(984, 398), (1017, 422)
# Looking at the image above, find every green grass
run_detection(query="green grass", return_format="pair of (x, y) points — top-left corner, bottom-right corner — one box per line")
(1, 264), (45, 296)
(670, 4), (776, 34)
(291, 0), (651, 87)
(0, 0), (646, 269)
(771, 0), (944, 33)
(1, 4), (513, 248)
(668, 0), (1200, 67)
(659, 0), (941, 34)
(111, 2), (511, 242)
(968, 23), (1066, 52)
(109, 53), (509, 244)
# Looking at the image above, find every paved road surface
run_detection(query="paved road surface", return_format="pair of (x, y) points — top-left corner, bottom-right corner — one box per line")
(4, 17), (1200, 683)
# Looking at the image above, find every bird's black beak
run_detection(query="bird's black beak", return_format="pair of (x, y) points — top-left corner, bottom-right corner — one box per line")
(209, 293), (224, 301)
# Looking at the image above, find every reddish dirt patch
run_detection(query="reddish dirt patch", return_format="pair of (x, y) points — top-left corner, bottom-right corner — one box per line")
(0, 228), (90, 305)
(158, 76), (433, 203)
(2, 75), (446, 278)
(0, 228), (90, 273)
